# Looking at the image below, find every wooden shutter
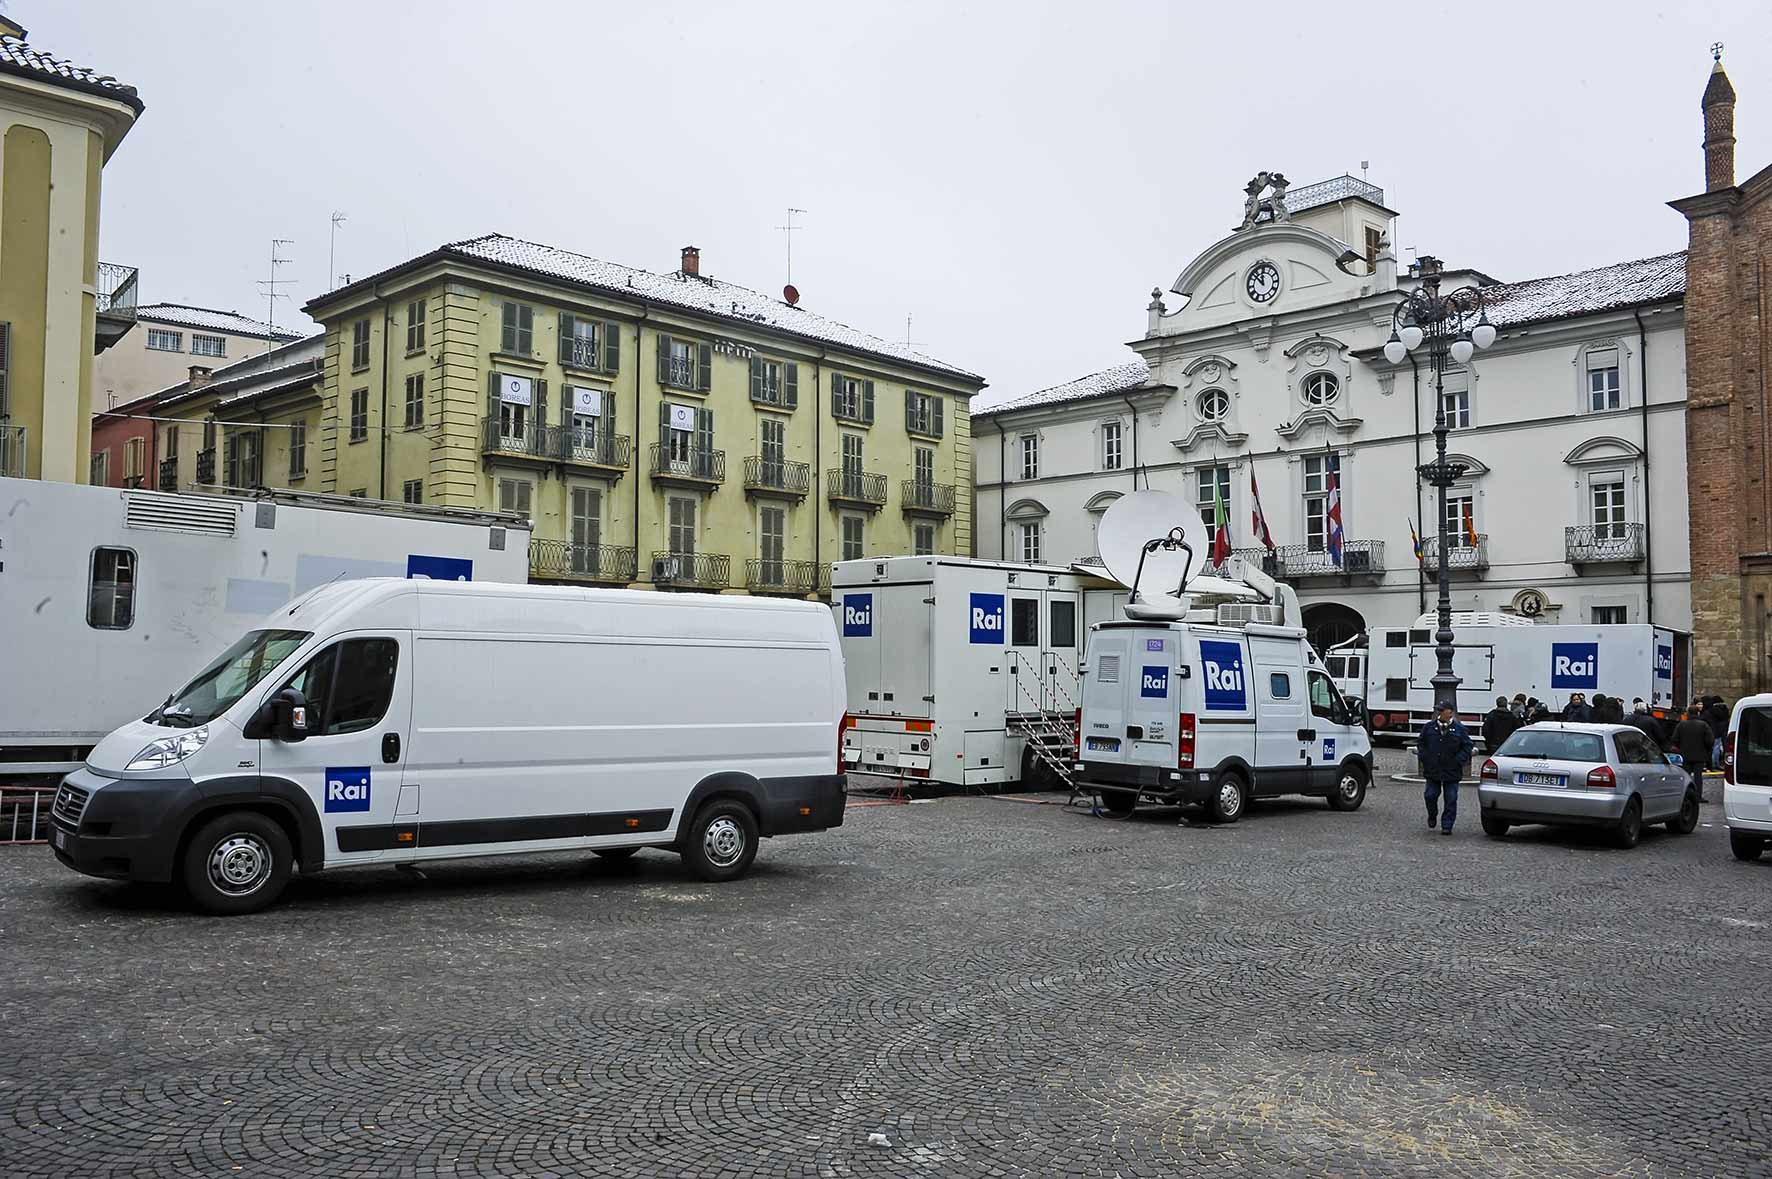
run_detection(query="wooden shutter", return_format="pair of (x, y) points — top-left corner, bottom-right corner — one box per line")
(697, 342), (713, 391)
(862, 379), (875, 424)
(558, 313), (574, 365)
(604, 387), (616, 436)
(602, 321), (620, 373)
(656, 333), (671, 385)
(695, 407), (714, 455)
(905, 389), (917, 431)
(535, 379), (548, 431)
(932, 394), (944, 438)
(830, 373), (843, 418)
(519, 305), (534, 353)
(0, 322), (9, 416)
(659, 400), (673, 448)
(749, 357), (764, 402)
(784, 362), (798, 409)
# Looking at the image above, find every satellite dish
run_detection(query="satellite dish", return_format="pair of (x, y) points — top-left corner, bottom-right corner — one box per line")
(1096, 491), (1210, 620)
(783, 284), (800, 306)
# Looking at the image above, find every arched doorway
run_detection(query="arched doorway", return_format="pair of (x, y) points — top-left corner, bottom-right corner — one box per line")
(1303, 601), (1365, 655)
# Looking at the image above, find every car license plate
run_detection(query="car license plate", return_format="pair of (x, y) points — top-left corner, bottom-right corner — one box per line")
(1515, 771), (1567, 787)
(1086, 737), (1120, 752)
(52, 828), (67, 851)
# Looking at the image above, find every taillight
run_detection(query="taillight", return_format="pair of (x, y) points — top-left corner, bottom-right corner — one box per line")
(838, 712), (851, 772)
(1587, 765), (1616, 789)
(1480, 758), (1498, 780)
(1178, 712), (1197, 770)
(1724, 731), (1736, 784)
(1073, 708), (1082, 758)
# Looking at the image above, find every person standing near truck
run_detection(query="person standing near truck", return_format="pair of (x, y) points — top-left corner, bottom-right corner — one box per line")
(1418, 702), (1474, 837)
(1671, 705), (1713, 793)
(1482, 696), (1519, 751)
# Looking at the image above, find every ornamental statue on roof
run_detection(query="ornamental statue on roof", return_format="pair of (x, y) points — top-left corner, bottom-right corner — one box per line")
(1238, 171), (1291, 230)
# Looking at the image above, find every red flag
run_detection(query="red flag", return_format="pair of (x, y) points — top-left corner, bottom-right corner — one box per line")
(1250, 468), (1276, 554)
(1211, 474), (1231, 566)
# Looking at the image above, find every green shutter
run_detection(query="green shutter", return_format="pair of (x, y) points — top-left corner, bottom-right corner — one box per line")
(519, 305), (534, 353)
(862, 379), (875, 424)
(604, 387), (616, 436)
(501, 304), (515, 353)
(535, 378), (548, 427)
(784, 362), (798, 409)
(905, 389), (917, 432)
(749, 357), (764, 402)
(656, 333), (671, 385)
(932, 394), (944, 438)
(487, 369), (501, 423)
(659, 400), (673, 448)
(830, 373), (842, 418)
(558, 313), (574, 365)
(696, 406), (714, 453)
(697, 342), (713, 391)
(602, 321), (620, 373)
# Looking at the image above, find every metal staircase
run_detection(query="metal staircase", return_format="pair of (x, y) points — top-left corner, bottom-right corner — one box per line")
(1006, 651), (1080, 792)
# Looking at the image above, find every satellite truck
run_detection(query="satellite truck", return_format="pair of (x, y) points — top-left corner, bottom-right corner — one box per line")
(1069, 492), (1374, 822)
(0, 476), (530, 784)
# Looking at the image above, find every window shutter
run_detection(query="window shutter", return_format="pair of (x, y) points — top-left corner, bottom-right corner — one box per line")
(932, 394), (944, 438)
(535, 379), (548, 426)
(830, 374), (842, 418)
(602, 321), (620, 373)
(519, 305), (534, 353)
(784, 362), (798, 409)
(905, 389), (917, 431)
(656, 333), (670, 385)
(604, 388), (616, 436)
(696, 407), (714, 452)
(659, 400), (673, 448)
(487, 368), (501, 421)
(862, 380), (875, 424)
(500, 305), (515, 353)
(0, 322), (9, 416)
(697, 342), (713, 391)
(558, 313), (574, 365)
(750, 356), (764, 401)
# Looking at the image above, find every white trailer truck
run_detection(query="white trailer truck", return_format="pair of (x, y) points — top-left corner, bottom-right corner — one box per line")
(0, 478), (530, 780)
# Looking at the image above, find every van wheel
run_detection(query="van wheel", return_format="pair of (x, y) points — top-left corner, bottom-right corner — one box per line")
(181, 811), (292, 916)
(1611, 797), (1643, 850)
(1480, 814), (1510, 838)
(681, 801), (759, 883)
(1326, 764), (1367, 812)
(1731, 831), (1765, 862)
(1207, 774), (1247, 823)
(593, 846), (640, 861)
(1666, 789), (1700, 835)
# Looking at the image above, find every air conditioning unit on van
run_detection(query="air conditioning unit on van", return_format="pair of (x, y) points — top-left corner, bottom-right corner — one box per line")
(1216, 602), (1286, 627)
(652, 555), (682, 583)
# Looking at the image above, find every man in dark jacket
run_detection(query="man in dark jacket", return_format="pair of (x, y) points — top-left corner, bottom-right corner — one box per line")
(1562, 692), (1594, 722)
(1417, 702), (1474, 836)
(1671, 705), (1713, 792)
(1703, 696), (1730, 769)
(1482, 696), (1518, 751)
(1628, 699), (1667, 747)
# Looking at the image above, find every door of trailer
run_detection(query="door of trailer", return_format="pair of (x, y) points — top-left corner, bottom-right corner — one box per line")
(1044, 591), (1082, 712)
(879, 591), (932, 718)
(1005, 589), (1043, 715)
(836, 586), (881, 713)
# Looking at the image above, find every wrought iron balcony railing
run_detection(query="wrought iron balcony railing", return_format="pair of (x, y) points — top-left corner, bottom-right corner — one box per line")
(529, 539), (637, 584)
(827, 468), (888, 507)
(96, 262), (139, 318)
(649, 443), (725, 484)
(745, 557), (821, 595)
(195, 447), (216, 485)
(649, 550), (730, 589)
(1234, 542), (1383, 580)
(1419, 534), (1489, 574)
(1566, 523), (1645, 566)
(742, 455), (811, 496)
(158, 455), (178, 491)
(562, 430), (631, 471)
(900, 479), (956, 516)
(0, 425), (25, 479)
(483, 418), (559, 460)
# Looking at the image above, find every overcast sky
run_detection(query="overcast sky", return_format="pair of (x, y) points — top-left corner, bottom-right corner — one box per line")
(41, 0), (1772, 405)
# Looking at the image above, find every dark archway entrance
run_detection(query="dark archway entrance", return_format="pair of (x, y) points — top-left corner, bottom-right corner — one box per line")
(1303, 601), (1366, 655)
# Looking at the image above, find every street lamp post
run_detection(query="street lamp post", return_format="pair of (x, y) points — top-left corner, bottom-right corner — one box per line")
(1384, 256), (1496, 716)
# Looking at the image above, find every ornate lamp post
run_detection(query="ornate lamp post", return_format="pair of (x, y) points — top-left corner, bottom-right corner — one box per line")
(1384, 256), (1496, 715)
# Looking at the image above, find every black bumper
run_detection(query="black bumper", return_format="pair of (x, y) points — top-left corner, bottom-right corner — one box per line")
(1074, 760), (1218, 805)
(52, 826), (177, 883)
(759, 774), (847, 836)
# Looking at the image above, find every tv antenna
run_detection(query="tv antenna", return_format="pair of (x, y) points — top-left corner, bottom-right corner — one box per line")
(1360, 159), (1370, 183)
(776, 207), (806, 285)
(904, 313), (920, 350)
(257, 238), (295, 351)
(328, 212), (347, 290)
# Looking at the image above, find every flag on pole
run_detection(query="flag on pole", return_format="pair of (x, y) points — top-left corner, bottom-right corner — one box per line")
(1326, 461), (1345, 567)
(1409, 518), (1423, 562)
(1250, 468), (1276, 555)
(1463, 502), (1480, 549)
(1211, 474), (1231, 567)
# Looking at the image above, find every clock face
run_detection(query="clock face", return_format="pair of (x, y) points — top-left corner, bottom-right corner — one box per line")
(1246, 261), (1280, 303)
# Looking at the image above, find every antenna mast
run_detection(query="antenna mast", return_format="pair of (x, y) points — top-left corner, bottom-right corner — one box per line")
(328, 212), (347, 290)
(257, 238), (294, 352)
(776, 207), (806, 285)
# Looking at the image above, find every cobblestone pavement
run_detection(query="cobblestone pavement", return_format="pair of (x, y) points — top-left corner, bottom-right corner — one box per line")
(2, 749), (1769, 1178)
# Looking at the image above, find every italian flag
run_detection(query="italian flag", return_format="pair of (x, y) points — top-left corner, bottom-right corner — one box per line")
(1211, 476), (1231, 567)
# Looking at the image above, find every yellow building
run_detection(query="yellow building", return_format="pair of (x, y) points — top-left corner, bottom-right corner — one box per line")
(0, 17), (142, 482)
(296, 236), (985, 595)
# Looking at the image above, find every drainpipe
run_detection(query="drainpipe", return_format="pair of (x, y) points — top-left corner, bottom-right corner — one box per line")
(633, 311), (646, 574)
(997, 417), (1008, 558)
(1634, 308), (1654, 627)
(376, 283), (391, 500)
(1409, 355), (1424, 616)
(814, 350), (823, 583)
(1121, 395), (1141, 491)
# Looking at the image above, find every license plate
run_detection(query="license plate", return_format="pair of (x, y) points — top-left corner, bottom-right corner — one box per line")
(1515, 772), (1567, 787)
(52, 828), (67, 851)
(1086, 737), (1120, 752)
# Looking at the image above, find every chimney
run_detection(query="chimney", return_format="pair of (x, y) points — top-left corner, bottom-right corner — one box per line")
(680, 246), (700, 277)
(1702, 50), (1736, 192)
(189, 365), (213, 388)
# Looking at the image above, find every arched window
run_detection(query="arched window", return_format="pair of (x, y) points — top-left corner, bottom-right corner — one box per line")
(1302, 372), (1340, 407)
(1197, 389), (1229, 421)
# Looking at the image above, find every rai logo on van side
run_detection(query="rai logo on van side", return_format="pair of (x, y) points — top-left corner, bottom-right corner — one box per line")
(324, 767), (372, 813)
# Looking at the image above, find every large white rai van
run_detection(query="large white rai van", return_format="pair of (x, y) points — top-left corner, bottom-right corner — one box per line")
(49, 580), (848, 913)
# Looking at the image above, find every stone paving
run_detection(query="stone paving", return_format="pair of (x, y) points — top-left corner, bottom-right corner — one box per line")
(2, 749), (1769, 1177)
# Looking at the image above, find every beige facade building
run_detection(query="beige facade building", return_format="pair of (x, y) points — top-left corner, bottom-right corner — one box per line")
(92, 303), (301, 410)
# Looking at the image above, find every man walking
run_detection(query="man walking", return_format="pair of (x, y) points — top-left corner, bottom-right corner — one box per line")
(1418, 701), (1474, 836)
(1672, 705), (1713, 795)
(1483, 695), (1518, 751)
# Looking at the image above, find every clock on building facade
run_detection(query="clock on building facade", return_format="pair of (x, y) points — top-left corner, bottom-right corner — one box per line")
(1245, 260), (1280, 303)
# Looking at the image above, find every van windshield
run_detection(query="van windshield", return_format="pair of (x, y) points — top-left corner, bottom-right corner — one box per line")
(148, 629), (311, 727)
(1496, 729), (1605, 763)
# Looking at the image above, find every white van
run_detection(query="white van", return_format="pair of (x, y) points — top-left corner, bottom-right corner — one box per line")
(48, 579), (848, 913)
(1724, 693), (1772, 862)
(1073, 620), (1373, 821)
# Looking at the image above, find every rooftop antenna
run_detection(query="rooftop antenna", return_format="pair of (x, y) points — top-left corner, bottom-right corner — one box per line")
(256, 238), (295, 353)
(1360, 159), (1369, 183)
(904, 313), (921, 350)
(775, 207), (806, 285)
(328, 211), (347, 290)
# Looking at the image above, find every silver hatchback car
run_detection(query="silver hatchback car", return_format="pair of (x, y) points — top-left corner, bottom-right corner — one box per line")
(1478, 723), (1700, 848)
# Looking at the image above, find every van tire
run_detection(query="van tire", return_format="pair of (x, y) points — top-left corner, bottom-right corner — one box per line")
(1325, 764), (1368, 812)
(1611, 797), (1643, 850)
(1730, 831), (1765, 862)
(681, 800), (759, 883)
(1207, 773), (1247, 823)
(1666, 788), (1700, 835)
(181, 810), (293, 916)
(593, 847), (640, 861)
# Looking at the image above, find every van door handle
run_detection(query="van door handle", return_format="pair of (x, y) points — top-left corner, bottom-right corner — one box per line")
(381, 733), (401, 763)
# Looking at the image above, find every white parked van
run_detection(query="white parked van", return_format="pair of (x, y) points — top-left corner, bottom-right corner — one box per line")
(1074, 620), (1373, 821)
(49, 580), (848, 913)
(1724, 693), (1772, 862)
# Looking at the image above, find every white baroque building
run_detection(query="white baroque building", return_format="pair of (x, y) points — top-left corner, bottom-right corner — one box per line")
(975, 175), (1689, 655)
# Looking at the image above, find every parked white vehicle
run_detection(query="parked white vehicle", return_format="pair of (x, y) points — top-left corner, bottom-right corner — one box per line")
(1724, 694), (1772, 862)
(48, 580), (848, 913)
(0, 477), (530, 780)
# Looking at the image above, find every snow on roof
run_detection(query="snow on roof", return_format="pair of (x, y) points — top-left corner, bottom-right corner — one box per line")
(433, 235), (982, 383)
(137, 304), (304, 341)
(154, 334), (324, 408)
(975, 357), (1150, 417)
(1477, 251), (1686, 328)
(0, 31), (141, 112)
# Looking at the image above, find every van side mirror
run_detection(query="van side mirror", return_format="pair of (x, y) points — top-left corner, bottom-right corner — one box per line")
(267, 687), (310, 743)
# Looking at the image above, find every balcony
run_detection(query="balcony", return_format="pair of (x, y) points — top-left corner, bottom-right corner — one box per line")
(559, 335), (608, 372)
(1566, 523), (1646, 569)
(483, 419), (560, 468)
(649, 443), (725, 489)
(1420, 534), (1489, 576)
(195, 447), (216, 485)
(746, 557), (821, 596)
(0, 425), (25, 478)
(901, 479), (956, 518)
(1236, 542), (1384, 582)
(649, 550), (730, 590)
(743, 455), (811, 499)
(529, 539), (637, 585)
(94, 262), (139, 355)
(827, 468), (888, 511)
(561, 429), (631, 478)
(158, 456), (178, 491)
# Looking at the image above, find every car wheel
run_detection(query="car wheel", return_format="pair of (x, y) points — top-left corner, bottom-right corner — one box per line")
(1480, 814), (1510, 838)
(181, 811), (292, 916)
(680, 800), (759, 883)
(593, 846), (640, 861)
(1611, 797), (1643, 850)
(1207, 773), (1247, 824)
(1667, 789), (1700, 835)
(1731, 831), (1765, 862)
(1095, 788), (1137, 819)
(1325, 764), (1367, 812)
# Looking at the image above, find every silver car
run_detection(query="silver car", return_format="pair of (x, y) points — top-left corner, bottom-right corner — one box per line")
(1478, 723), (1700, 848)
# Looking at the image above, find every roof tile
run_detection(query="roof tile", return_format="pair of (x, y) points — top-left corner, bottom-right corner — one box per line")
(0, 32), (141, 112)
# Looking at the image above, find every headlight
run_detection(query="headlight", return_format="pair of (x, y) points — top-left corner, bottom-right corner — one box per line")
(126, 727), (209, 771)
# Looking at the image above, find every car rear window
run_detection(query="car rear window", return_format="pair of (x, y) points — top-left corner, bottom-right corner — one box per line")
(1497, 729), (1605, 762)
(1738, 707), (1772, 785)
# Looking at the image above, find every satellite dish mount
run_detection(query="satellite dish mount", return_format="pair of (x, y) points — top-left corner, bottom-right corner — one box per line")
(1132, 526), (1195, 602)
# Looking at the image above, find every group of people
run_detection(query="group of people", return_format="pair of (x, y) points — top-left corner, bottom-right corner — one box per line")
(1416, 692), (1733, 836)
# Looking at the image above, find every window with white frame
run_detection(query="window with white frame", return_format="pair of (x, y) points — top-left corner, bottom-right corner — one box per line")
(1590, 471), (1627, 539)
(668, 495), (697, 555)
(841, 513), (865, 561)
(1102, 421), (1122, 470)
(1439, 371), (1470, 429)
(1196, 465), (1230, 533)
(191, 334), (226, 358)
(1018, 520), (1042, 563)
(913, 521), (936, 556)
(1445, 490), (1476, 548)
(1020, 433), (1039, 480)
(1301, 372), (1340, 407)
(146, 329), (182, 352)
(1585, 347), (1622, 412)
(1197, 388), (1229, 421)
(1302, 454), (1339, 551)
